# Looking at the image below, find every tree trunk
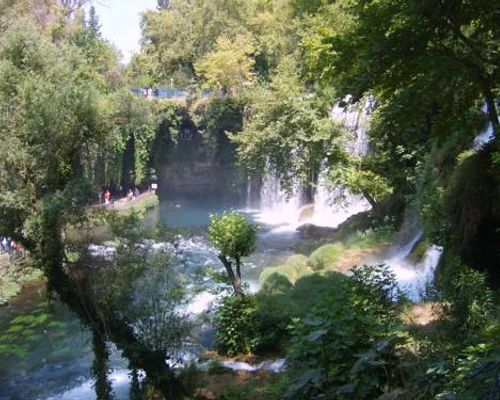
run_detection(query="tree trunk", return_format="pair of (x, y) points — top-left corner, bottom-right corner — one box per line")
(218, 253), (243, 296)
(92, 332), (113, 400)
(235, 256), (241, 280)
(361, 189), (378, 209)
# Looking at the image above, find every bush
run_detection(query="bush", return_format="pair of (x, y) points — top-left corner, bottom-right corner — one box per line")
(214, 295), (258, 356)
(285, 265), (404, 399)
(253, 293), (294, 353)
(259, 254), (311, 289)
(443, 263), (494, 334)
(214, 292), (294, 356)
(308, 244), (344, 270)
(439, 340), (500, 400)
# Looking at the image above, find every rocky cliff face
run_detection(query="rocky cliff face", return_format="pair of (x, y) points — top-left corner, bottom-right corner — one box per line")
(159, 160), (241, 197)
(154, 105), (244, 200)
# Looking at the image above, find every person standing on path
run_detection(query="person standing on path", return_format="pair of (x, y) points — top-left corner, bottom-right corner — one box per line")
(104, 189), (111, 205)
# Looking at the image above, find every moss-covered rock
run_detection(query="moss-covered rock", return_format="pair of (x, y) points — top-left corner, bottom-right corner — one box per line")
(308, 243), (344, 270)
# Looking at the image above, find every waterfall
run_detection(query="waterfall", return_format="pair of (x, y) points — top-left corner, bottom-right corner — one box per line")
(473, 103), (496, 149)
(255, 95), (375, 230)
(381, 222), (443, 301)
(256, 170), (302, 228)
(387, 244), (443, 302)
(330, 95), (375, 156)
(246, 177), (252, 209)
(309, 174), (370, 228)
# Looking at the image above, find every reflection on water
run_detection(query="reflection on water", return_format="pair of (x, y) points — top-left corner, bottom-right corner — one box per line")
(0, 196), (303, 399)
(0, 284), (136, 400)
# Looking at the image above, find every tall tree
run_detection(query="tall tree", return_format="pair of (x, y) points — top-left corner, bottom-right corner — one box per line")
(195, 34), (255, 96)
(303, 0), (500, 141)
(231, 57), (343, 196)
(87, 5), (101, 38)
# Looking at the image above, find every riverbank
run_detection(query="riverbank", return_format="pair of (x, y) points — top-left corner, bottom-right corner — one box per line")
(0, 254), (44, 306)
(95, 191), (159, 213)
(1, 193), (159, 306)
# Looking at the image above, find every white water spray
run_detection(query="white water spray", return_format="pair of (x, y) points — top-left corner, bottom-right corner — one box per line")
(472, 102), (497, 149)
(255, 95), (375, 230)
(382, 228), (443, 301)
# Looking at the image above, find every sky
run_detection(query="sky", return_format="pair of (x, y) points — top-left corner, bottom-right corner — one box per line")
(88, 0), (158, 63)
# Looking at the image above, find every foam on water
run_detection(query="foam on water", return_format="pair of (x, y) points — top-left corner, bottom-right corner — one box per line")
(221, 358), (286, 373)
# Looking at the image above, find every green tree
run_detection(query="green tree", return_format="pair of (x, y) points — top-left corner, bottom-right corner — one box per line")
(231, 56), (342, 195)
(140, 0), (248, 86)
(87, 5), (100, 38)
(208, 211), (256, 296)
(195, 34), (255, 96)
(303, 0), (500, 143)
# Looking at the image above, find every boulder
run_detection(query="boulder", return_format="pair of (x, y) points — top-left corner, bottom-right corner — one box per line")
(296, 223), (336, 239)
(298, 203), (314, 222)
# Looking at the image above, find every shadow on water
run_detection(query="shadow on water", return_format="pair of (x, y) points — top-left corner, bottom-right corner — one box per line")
(0, 196), (306, 399)
(0, 248), (195, 399)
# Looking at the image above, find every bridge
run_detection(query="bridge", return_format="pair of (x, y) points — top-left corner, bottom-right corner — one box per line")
(130, 87), (211, 100)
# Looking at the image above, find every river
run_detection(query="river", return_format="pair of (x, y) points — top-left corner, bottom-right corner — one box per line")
(0, 196), (301, 400)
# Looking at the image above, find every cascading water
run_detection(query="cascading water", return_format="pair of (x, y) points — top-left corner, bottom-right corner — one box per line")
(308, 174), (370, 228)
(380, 220), (443, 301)
(472, 102), (497, 149)
(255, 95), (375, 230)
(330, 95), (375, 156)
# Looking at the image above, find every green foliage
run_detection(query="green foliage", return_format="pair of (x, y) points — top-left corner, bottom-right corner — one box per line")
(195, 34), (255, 94)
(350, 264), (404, 308)
(138, 0), (297, 85)
(260, 254), (311, 288)
(231, 56), (342, 191)
(208, 211), (256, 260)
(0, 280), (20, 306)
(139, 0), (249, 86)
(285, 265), (404, 399)
(308, 244), (343, 270)
(440, 339), (500, 400)
(0, 260), (43, 305)
(214, 294), (258, 356)
(214, 292), (293, 356)
(330, 165), (393, 207)
(442, 263), (494, 335)
(344, 226), (395, 250)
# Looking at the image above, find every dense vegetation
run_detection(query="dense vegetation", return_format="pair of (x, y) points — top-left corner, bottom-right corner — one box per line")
(0, 0), (498, 399)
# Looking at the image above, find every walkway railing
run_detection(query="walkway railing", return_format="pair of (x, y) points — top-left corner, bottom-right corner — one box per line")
(130, 87), (211, 100)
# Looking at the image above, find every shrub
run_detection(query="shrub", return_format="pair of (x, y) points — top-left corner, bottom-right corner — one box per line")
(443, 264), (494, 334)
(308, 244), (344, 270)
(253, 293), (294, 353)
(259, 254), (310, 289)
(350, 264), (404, 308)
(214, 295), (258, 356)
(214, 292), (294, 356)
(285, 265), (404, 399)
(438, 339), (500, 400)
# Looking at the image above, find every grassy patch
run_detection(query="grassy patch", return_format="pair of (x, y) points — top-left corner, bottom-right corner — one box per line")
(308, 243), (344, 270)
(344, 226), (395, 249)
(259, 254), (311, 290)
(115, 192), (159, 214)
(0, 259), (44, 306)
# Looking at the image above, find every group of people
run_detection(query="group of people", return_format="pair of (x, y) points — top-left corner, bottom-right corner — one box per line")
(98, 187), (142, 205)
(127, 187), (141, 201)
(1, 236), (22, 255)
